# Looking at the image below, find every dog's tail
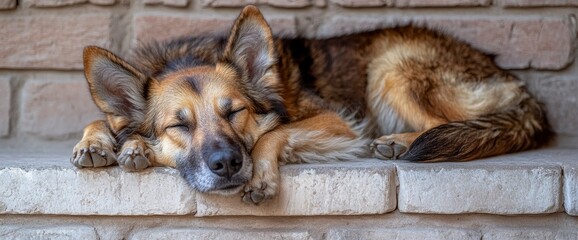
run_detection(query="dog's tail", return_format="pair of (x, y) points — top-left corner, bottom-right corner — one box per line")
(401, 97), (552, 162)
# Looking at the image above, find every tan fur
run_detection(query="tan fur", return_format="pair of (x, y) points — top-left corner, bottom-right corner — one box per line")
(72, 5), (551, 204)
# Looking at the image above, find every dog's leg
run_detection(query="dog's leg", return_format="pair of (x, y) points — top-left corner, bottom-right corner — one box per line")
(242, 131), (282, 204)
(117, 134), (155, 172)
(71, 120), (117, 168)
(243, 112), (364, 204)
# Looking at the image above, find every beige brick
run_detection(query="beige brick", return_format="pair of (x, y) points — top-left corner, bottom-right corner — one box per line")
(527, 77), (578, 135)
(0, 225), (98, 240)
(499, 0), (578, 6)
(564, 166), (578, 216)
(330, 0), (390, 7)
(0, 0), (16, 9)
(19, 79), (102, 138)
(328, 228), (481, 240)
(0, 14), (111, 69)
(395, 0), (490, 6)
(131, 228), (311, 240)
(23, 0), (116, 7)
(397, 156), (563, 214)
(0, 153), (196, 215)
(133, 14), (296, 46)
(201, 0), (324, 7)
(484, 229), (578, 240)
(196, 162), (396, 216)
(143, 0), (189, 7)
(0, 78), (9, 137)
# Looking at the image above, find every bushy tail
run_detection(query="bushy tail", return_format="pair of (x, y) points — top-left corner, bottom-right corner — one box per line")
(402, 97), (552, 162)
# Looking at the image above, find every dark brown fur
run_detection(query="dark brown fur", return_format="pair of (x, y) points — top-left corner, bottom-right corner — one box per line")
(71, 6), (551, 204)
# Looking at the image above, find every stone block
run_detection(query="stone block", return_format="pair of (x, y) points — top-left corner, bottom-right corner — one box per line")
(131, 228), (311, 240)
(484, 229), (578, 240)
(143, 0), (189, 7)
(0, 154), (196, 215)
(330, 0), (390, 7)
(498, 0), (578, 6)
(19, 79), (102, 138)
(0, 78), (10, 137)
(0, 225), (98, 240)
(195, 161), (396, 216)
(564, 166), (578, 216)
(397, 157), (563, 214)
(395, 0), (490, 7)
(23, 0), (117, 7)
(328, 228), (481, 240)
(133, 14), (296, 46)
(0, 14), (111, 69)
(0, 0), (16, 9)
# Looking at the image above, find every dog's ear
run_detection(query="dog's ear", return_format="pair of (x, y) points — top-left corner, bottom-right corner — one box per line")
(83, 46), (147, 124)
(222, 5), (277, 90)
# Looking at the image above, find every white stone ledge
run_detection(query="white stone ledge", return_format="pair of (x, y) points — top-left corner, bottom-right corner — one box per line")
(0, 155), (196, 215)
(0, 147), (577, 216)
(328, 228), (481, 240)
(0, 225), (98, 239)
(196, 162), (397, 216)
(131, 228), (311, 240)
(0, 152), (396, 216)
(396, 149), (577, 215)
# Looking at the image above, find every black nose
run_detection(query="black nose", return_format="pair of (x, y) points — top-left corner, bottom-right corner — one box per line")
(208, 150), (242, 179)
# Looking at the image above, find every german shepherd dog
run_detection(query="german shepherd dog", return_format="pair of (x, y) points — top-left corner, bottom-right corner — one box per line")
(71, 5), (551, 204)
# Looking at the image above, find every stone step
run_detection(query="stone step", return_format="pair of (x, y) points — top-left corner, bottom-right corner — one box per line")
(0, 144), (576, 217)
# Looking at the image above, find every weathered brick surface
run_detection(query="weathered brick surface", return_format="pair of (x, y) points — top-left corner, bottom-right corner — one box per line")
(395, 0), (490, 7)
(564, 166), (578, 216)
(484, 229), (578, 240)
(0, 0), (16, 9)
(330, 0), (390, 7)
(0, 225), (98, 240)
(196, 162), (396, 216)
(201, 0), (325, 7)
(143, 0), (189, 7)
(499, 0), (578, 6)
(19, 79), (102, 138)
(397, 156), (563, 214)
(0, 78), (10, 137)
(131, 228), (311, 240)
(23, 0), (117, 7)
(328, 228), (481, 240)
(527, 77), (578, 135)
(0, 154), (196, 215)
(317, 16), (575, 70)
(133, 14), (296, 46)
(0, 14), (111, 69)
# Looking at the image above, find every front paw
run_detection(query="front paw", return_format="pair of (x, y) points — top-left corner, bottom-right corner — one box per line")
(118, 140), (153, 172)
(242, 175), (279, 205)
(71, 139), (116, 168)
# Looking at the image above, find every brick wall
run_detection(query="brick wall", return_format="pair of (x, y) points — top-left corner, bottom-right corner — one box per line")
(0, 0), (576, 141)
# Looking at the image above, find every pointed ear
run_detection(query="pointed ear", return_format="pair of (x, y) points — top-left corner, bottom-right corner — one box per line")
(222, 5), (277, 88)
(83, 46), (147, 123)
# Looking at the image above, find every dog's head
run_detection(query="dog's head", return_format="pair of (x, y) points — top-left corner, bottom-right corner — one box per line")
(82, 6), (286, 195)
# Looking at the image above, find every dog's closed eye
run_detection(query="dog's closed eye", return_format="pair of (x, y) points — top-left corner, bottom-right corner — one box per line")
(166, 124), (190, 132)
(227, 107), (246, 121)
